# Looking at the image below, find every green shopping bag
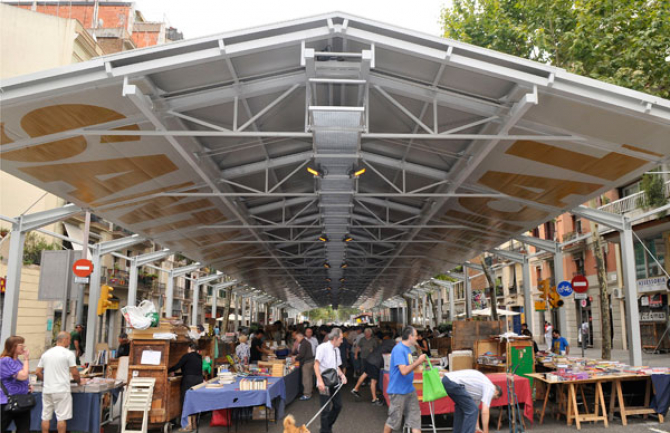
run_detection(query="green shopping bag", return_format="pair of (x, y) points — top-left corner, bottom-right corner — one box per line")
(421, 360), (447, 402)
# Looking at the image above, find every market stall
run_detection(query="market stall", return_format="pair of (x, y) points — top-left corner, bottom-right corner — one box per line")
(27, 379), (124, 433)
(126, 329), (214, 431)
(181, 376), (286, 431)
(381, 371), (534, 426)
(531, 354), (669, 429)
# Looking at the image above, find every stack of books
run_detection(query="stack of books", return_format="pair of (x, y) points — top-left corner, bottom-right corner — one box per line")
(239, 377), (268, 391)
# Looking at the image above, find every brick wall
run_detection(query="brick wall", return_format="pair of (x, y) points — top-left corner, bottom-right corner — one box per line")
(15, 3), (134, 33)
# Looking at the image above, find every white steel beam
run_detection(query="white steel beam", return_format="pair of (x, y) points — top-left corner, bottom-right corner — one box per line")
(221, 151), (313, 179)
(620, 220), (643, 366)
(0, 204), (82, 345)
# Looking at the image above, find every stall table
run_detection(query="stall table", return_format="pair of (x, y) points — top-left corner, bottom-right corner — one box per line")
(181, 376), (286, 429)
(382, 371), (533, 428)
(27, 381), (124, 433)
(528, 373), (667, 430)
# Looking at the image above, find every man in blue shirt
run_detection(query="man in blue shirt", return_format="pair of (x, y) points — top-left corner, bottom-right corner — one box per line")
(552, 329), (570, 355)
(384, 326), (426, 433)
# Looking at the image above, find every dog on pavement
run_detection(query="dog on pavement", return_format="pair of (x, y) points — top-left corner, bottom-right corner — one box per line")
(283, 414), (310, 433)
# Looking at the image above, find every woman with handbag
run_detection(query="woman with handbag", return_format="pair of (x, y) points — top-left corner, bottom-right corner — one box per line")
(1, 336), (33, 433)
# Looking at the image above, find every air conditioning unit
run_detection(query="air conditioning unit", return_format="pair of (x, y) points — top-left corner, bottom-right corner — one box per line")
(611, 288), (623, 299)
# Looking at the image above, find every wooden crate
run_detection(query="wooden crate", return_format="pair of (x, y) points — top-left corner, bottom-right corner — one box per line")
(452, 321), (502, 351)
(432, 337), (451, 356)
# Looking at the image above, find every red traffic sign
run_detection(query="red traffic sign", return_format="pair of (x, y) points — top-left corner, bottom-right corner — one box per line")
(571, 275), (589, 293)
(73, 259), (94, 278)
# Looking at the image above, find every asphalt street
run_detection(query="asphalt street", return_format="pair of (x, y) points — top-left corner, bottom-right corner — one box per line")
(193, 373), (669, 433)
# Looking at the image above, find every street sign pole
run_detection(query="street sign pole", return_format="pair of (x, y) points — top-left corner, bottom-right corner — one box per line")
(75, 211), (91, 328)
(580, 302), (585, 357)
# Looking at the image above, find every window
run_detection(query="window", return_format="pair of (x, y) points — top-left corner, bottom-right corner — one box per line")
(576, 219), (583, 234)
(532, 227), (540, 238)
(544, 221), (556, 240)
(634, 236), (667, 279)
(621, 181), (641, 198)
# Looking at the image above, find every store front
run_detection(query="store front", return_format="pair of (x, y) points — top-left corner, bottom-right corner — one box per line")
(635, 231), (670, 352)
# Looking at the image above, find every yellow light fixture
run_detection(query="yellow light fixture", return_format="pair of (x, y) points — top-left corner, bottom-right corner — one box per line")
(307, 167), (320, 176)
(354, 168), (366, 177)
(339, 278), (345, 282)
(324, 263), (330, 269)
(341, 263), (348, 269)
(344, 236), (353, 242)
(319, 236), (328, 242)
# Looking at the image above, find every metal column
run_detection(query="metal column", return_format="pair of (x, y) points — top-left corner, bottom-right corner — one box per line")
(522, 258), (534, 335)
(1, 228), (26, 342)
(449, 282), (455, 322)
(84, 249), (102, 364)
(1, 204), (82, 345)
(437, 286), (442, 325)
(192, 281), (200, 326)
(621, 221), (643, 366)
(127, 249), (172, 308)
(242, 296), (247, 327)
(84, 235), (146, 364)
(165, 263), (201, 318)
(75, 212), (91, 326)
(464, 270), (472, 318)
(553, 249), (567, 336)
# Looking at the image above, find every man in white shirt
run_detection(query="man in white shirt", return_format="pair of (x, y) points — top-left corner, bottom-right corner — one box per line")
(314, 328), (347, 433)
(544, 322), (553, 351)
(36, 332), (81, 433)
(441, 369), (502, 433)
(305, 327), (319, 356)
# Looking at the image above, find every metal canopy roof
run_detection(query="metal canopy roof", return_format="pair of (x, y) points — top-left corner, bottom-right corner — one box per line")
(2, 12), (670, 309)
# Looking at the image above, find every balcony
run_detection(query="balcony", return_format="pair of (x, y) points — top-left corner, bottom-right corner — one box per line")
(105, 268), (129, 287)
(599, 180), (670, 215)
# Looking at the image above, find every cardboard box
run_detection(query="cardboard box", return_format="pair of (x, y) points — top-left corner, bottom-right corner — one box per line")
(252, 405), (275, 422)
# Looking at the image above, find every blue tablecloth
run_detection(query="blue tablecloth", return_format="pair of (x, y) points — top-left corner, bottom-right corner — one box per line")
(651, 374), (670, 416)
(284, 368), (301, 404)
(26, 389), (121, 433)
(181, 376), (286, 428)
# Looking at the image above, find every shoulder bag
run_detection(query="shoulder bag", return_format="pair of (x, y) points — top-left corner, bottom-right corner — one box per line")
(0, 378), (36, 413)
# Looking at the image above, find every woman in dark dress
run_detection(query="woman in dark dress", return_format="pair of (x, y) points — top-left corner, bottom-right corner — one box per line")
(169, 343), (203, 432)
(417, 332), (431, 356)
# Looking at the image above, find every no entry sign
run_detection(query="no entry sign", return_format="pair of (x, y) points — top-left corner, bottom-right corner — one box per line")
(571, 275), (589, 293)
(73, 259), (94, 278)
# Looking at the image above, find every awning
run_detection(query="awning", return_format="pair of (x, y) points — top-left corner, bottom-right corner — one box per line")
(1, 12), (669, 309)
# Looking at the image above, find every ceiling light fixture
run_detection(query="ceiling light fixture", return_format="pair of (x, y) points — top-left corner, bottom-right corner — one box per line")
(319, 236), (328, 242)
(324, 263), (330, 269)
(344, 236), (353, 242)
(354, 168), (366, 177)
(341, 263), (348, 269)
(307, 167), (320, 176)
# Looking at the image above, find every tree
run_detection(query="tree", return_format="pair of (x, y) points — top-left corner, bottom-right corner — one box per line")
(441, 0), (670, 360)
(442, 0), (670, 98)
(22, 233), (58, 265)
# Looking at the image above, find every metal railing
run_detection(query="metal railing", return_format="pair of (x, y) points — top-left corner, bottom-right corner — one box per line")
(598, 180), (670, 214)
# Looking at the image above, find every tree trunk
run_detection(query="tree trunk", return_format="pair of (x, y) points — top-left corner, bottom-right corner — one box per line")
(480, 256), (500, 321)
(590, 222), (612, 360)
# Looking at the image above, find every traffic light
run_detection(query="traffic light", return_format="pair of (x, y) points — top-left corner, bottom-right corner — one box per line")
(538, 279), (551, 301)
(97, 284), (114, 315)
(548, 287), (564, 308)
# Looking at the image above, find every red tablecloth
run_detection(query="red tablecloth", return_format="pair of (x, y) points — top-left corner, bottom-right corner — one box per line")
(382, 372), (533, 422)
